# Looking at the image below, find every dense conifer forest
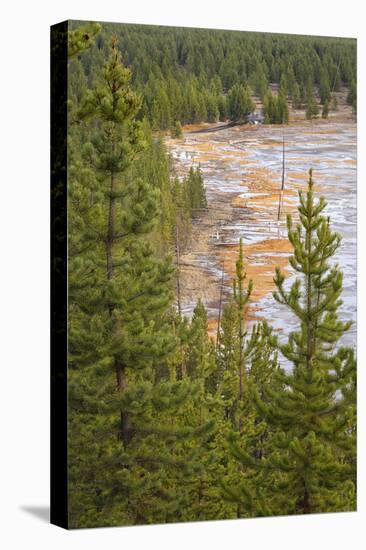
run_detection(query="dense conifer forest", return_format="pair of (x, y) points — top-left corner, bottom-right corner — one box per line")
(66, 23), (356, 528)
(69, 21), (356, 129)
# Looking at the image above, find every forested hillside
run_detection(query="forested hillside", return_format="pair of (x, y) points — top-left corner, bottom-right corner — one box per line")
(69, 21), (356, 128)
(66, 23), (356, 528)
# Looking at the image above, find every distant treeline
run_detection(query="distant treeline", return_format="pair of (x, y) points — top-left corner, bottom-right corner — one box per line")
(69, 22), (356, 128)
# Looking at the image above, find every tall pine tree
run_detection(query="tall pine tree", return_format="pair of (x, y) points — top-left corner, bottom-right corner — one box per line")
(225, 170), (356, 516)
(68, 37), (211, 528)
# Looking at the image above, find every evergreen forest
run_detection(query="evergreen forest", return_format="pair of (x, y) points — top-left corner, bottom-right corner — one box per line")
(66, 22), (356, 528)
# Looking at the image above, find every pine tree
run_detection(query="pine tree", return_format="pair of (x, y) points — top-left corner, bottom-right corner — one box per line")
(205, 92), (220, 122)
(172, 176), (191, 250)
(217, 300), (241, 422)
(165, 300), (224, 522)
(286, 64), (297, 98)
(319, 68), (331, 104)
(68, 21), (101, 58)
(322, 99), (329, 119)
(262, 90), (289, 124)
(331, 95), (339, 111)
(262, 90), (273, 124)
(292, 82), (302, 109)
(250, 64), (268, 99)
(229, 170), (356, 516)
(279, 73), (288, 98)
(185, 165), (207, 214)
(128, 124), (177, 252)
(219, 323), (279, 518)
(217, 241), (279, 517)
(232, 239), (253, 429)
(227, 83), (254, 121)
(218, 95), (228, 121)
(152, 82), (172, 129)
(186, 300), (216, 384)
(347, 80), (357, 114)
(68, 37), (211, 528)
(214, 239), (255, 432)
(305, 86), (319, 120)
(277, 92), (289, 123)
(171, 120), (183, 138)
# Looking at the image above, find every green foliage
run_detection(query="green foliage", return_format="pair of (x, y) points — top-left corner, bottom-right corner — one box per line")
(217, 241), (280, 517)
(186, 300), (217, 387)
(205, 92), (220, 122)
(69, 23), (356, 129)
(279, 73), (288, 98)
(250, 63), (268, 98)
(319, 68), (331, 104)
(68, 21), (101, 58)
(217, 239), (256, 430)
(263, 90), (289, 124)
(227, 83), (255, 121)
(185, 166), (207, 213)
(347, 80), (357, 114)
(66, 23), (356, 527)
(171, 120), (183, 138)
(305, 86), (319, 120)
(218, 95), (228, 121)
(322, 99), (329, 119)
(223, 171), (356, 517)
(68, 36), (211, 528)
(292, 82), (302, 109)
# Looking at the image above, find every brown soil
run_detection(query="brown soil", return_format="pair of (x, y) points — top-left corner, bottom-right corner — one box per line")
(217, 239), (293, 303)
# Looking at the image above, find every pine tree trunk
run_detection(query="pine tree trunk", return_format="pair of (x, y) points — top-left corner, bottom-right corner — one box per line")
(299, 484), (312, 514)
(106, 161), (131, 447)
(305, 200), (314, 371)
(303, 186), (315, 513)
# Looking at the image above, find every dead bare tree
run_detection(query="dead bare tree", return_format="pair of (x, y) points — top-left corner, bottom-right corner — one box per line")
(277, 136), (286, 232)
(216, 257), (226, 346)
(175, 222), (182, 316)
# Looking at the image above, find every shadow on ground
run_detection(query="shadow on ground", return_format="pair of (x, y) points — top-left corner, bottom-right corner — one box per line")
(20, 506), (49, 523)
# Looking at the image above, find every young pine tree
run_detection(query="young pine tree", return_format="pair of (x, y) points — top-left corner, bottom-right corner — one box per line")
(175, 300), (227, 521)
(277, 92), (289, 124)
(322, 99), (329, 119)
(262, 90), (288, 124)
(171, 120), (183, 138)
(186, 300), (216, 384)
(292, 82), (302, 109)
(227, 83), (254, 121)
(231, 170), (356, 516)
(185, 165), (207, 214)
(218, 241), (279, 517)
(218, 95), (228, 122)
(319, 68), (331, 105)
(233, 238), (253, 429)
(306, 86), (319, 121)
(262, 90), (274, 124)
